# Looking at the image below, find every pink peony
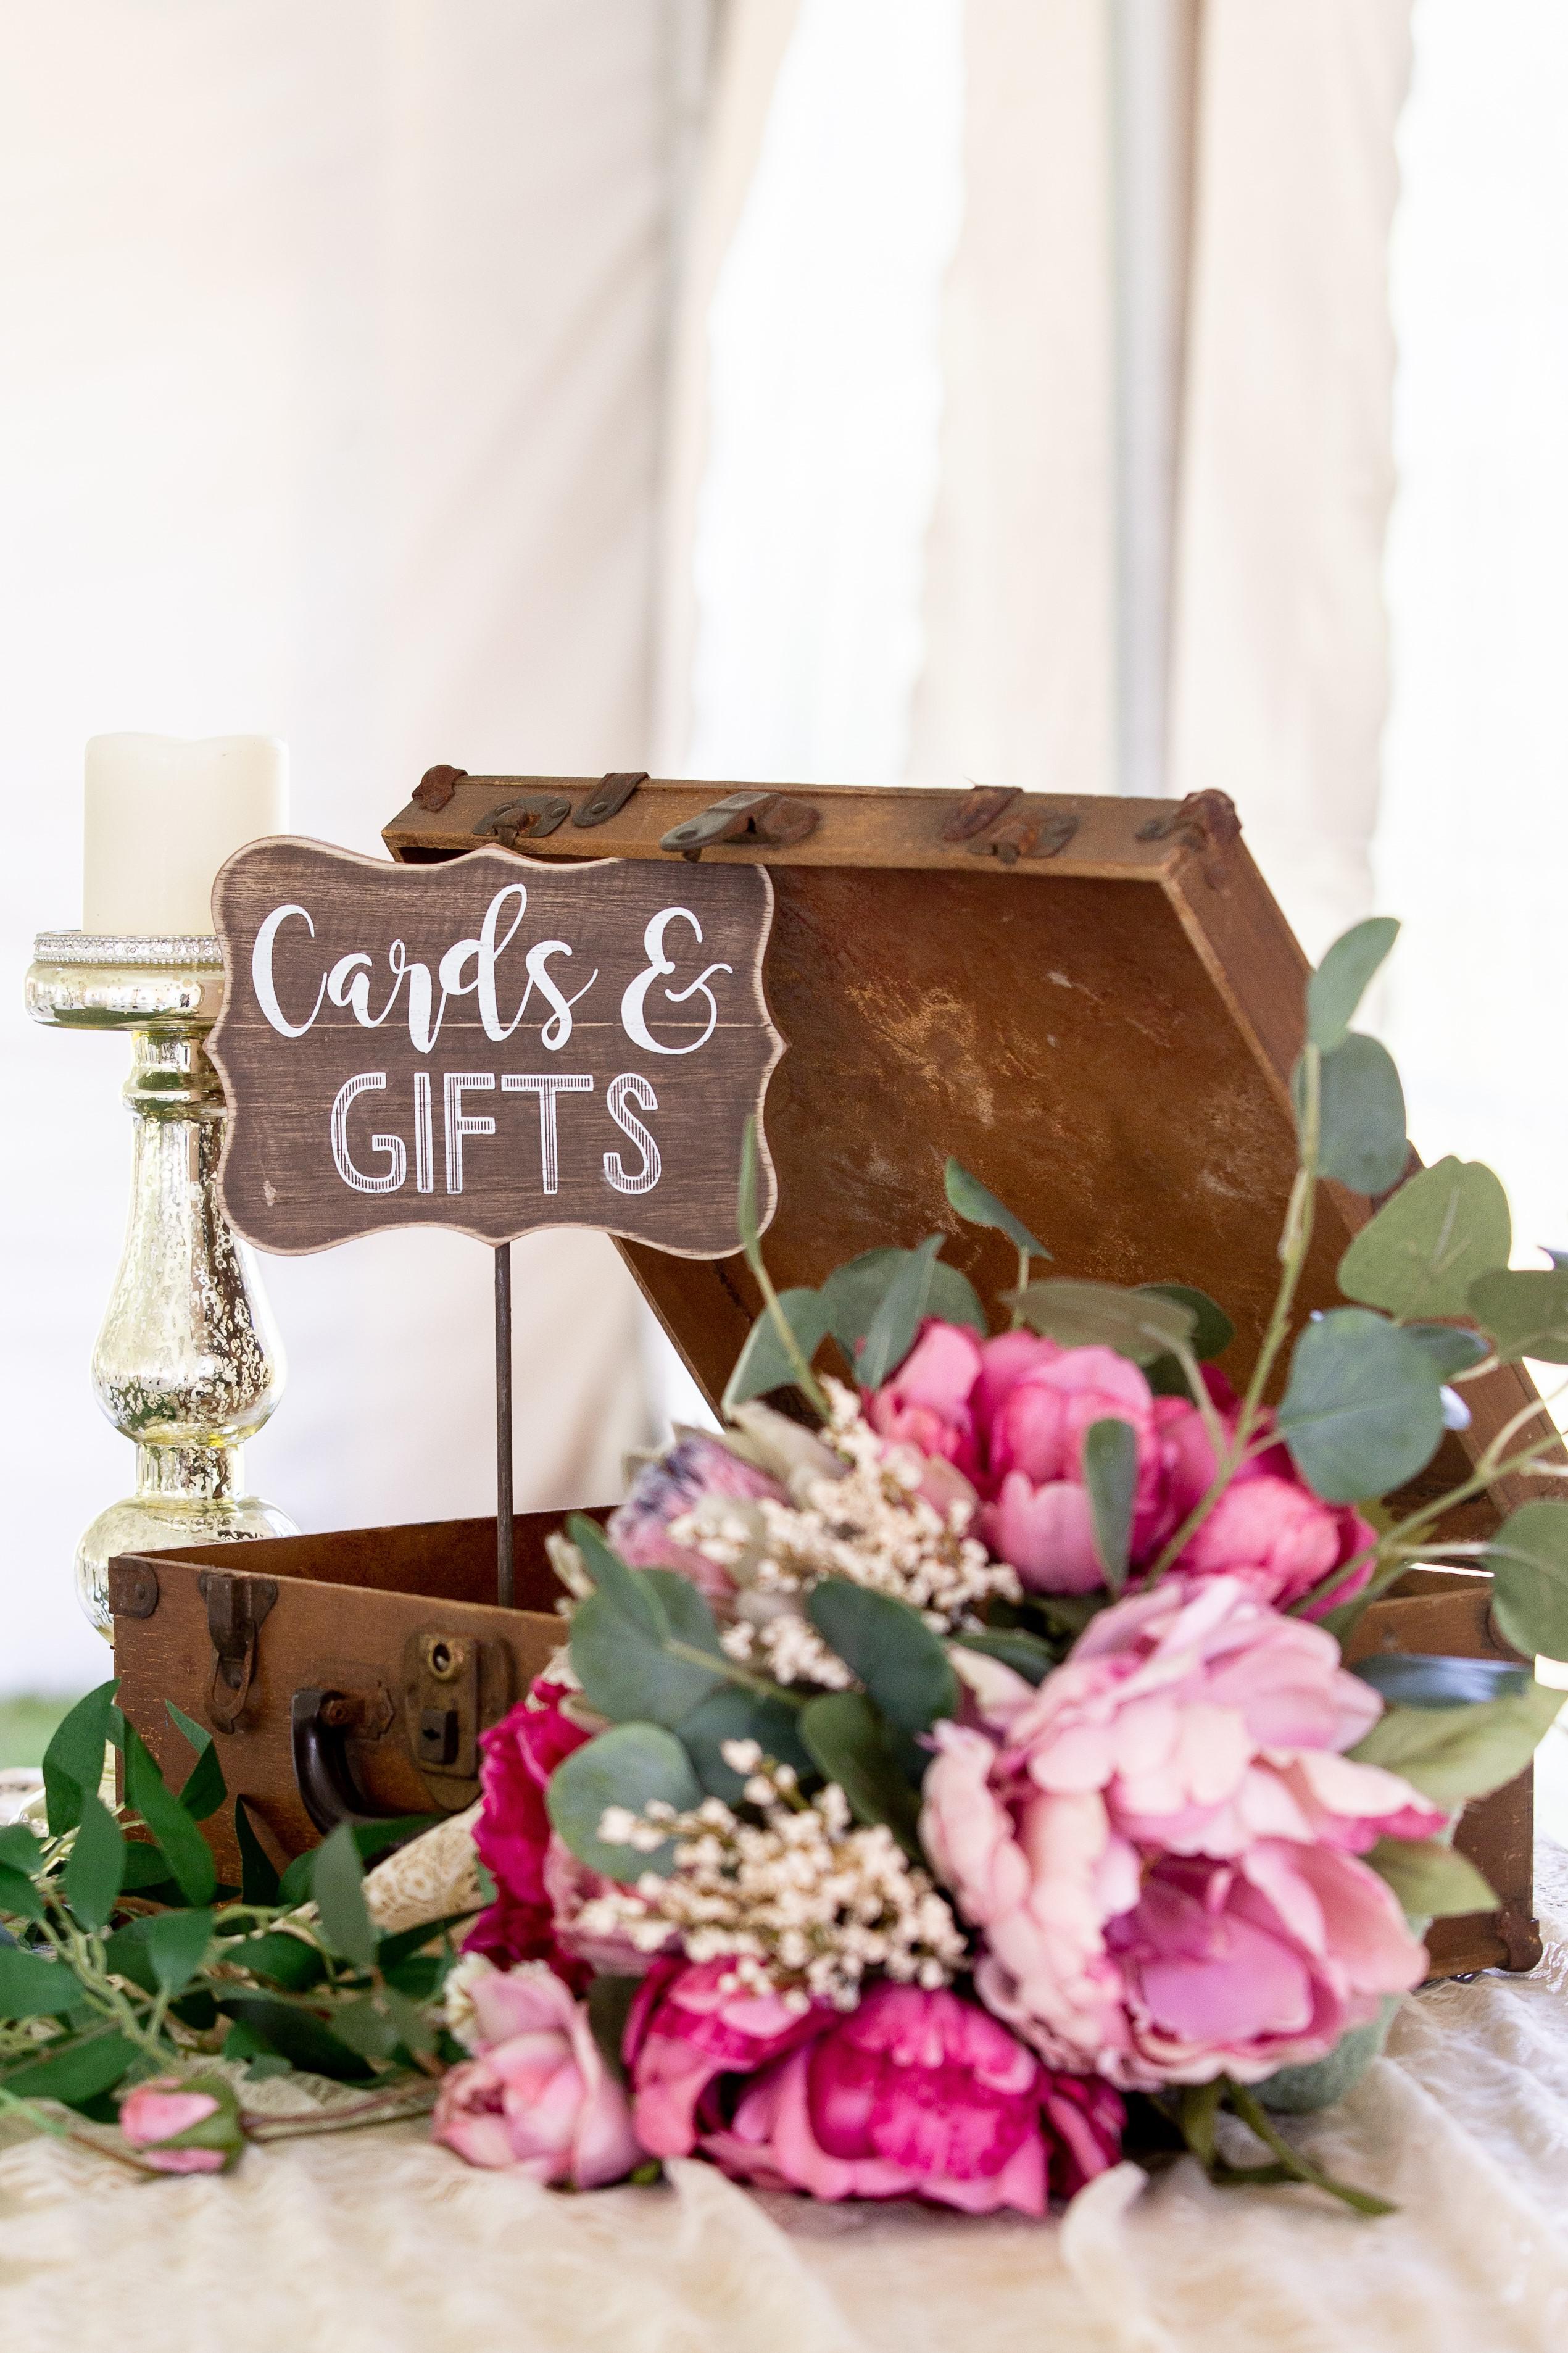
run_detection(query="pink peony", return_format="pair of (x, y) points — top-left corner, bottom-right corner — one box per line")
(863, 1322), (1375, 1612)
(119, 2077), (240, 2173)
(433, 1962), (641, 2185)
(464, 1678), (594, 1988)
(625, 1965), (1121, 2216)
(624, 1957), (831, 2157)
(921, 1576), (1443, 2089)
(607, 1434), (784, 1604)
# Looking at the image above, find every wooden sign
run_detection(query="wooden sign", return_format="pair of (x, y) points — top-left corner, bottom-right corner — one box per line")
(209, 839), (782, 1257)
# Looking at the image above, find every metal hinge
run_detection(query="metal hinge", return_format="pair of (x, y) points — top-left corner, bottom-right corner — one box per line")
(660, 790), (820, 860)
(473, 793), (572, 847)
(573, 770), (647, 828)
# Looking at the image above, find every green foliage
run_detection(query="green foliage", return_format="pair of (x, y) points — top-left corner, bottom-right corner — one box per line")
(0, 1943), (89, 2019)
(1083, 1418), (1137, 1592)
(1139, 1285), (1235, 1397)
(798, 1693), (923, 1854)
(1366, 1838), (1495, 1920)
(954, 1629), (1055, 1686)
(0, 2028), (140, 2111)
(586, 1974), (641, 2085)
(1306, 1034), (1409, 1195)
(819, 1247), (987, 1359)
(943, 1159), (1047, 1260)
(234, 1797), (281, 1905)
(312, 1824), (377, 1970)
(723, 1288), (832, 1411)
(215, 1994), (375, 2082)
(571, 1573), (727, 1730)
(1467, 1266), (1568, 1364)
(122, 1723), (216, 1907)
(164, 1702), (227, 1821)
(547, 1720), (703, 1880)
(1349, 1678), (1562, 1806)
(1337, 1157), (1511, 1322)
(675, 1685), (815, 1802)
(1483, 1501), (1568, 1662)
(42, 1680), (120, 1838)
(1351, 1653), (1530, 1709)
(1008, 1278), (1196, 1365)
(568, 1513), (663, 1633)
(0, 1861), (45, 1922)
(222, 1930), (326, 1993)
(1401, 1323), (1490, 1382)
(858, 1235), (945, 1389)
(1275, 1309), (1444, 1501)
(0, 1823), (43, 1876)
(805, 1580), (958, 1733)
(1306, 918), (1400, 1051)
(62, 1791), (125, 1933)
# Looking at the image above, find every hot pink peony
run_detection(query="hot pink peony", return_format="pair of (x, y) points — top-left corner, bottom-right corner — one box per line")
(921, 1575), (1443, 2089)
(625, 1965), (1122, 2215)
(433, 1962), (641, 2185)
(608, 1433), (784, 1604)
(465, 1678), (595, 1988)
(864, 1321), (1376, 1611)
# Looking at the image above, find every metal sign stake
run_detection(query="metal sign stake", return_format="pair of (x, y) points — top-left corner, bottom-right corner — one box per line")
(494, 1242), (514, 1608)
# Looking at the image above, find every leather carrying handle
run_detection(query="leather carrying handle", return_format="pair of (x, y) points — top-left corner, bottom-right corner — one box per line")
(290, 1688), (407, 1835)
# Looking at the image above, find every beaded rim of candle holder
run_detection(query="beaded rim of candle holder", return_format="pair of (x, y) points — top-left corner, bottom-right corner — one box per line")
(26, 934), (227, 1030)
(33, 930), (223, 965)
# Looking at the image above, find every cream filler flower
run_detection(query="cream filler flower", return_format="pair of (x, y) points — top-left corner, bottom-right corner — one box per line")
(579, 1749), (967, 2013)
(668, 1383), (1020, 1685)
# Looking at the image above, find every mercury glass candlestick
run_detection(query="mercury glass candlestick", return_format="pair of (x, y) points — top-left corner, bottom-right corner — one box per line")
(25, 931), (296, 1633)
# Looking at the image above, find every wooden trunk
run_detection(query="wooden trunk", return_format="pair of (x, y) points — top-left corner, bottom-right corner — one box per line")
(110, 776), (1555, 1979)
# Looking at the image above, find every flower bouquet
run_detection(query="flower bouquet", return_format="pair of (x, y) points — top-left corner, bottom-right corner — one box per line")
(4, 915), (1566, 2211)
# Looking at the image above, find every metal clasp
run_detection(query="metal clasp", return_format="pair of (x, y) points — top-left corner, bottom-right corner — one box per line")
(473, 794), (572, 847)
(660, 790), (820, 860)
(198, 1569), (278, 1733)
(572, 770), (647, 828)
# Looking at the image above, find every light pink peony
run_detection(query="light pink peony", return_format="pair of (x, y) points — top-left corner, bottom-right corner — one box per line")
(465, 1678), (595, 1988)
(607, 1433), (784, 1604)
(433, 1962), (641, 2185)
(119, 2078), (239, 2173)
(626, 1965), (1121, 2215)
(921, 1576), (1443, 2089)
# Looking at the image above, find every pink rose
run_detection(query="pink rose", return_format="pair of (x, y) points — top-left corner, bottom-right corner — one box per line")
(921, 1576), (1443, 2088)
(433, 1962), (641, 2186)
(864, 1320), (985, 1479)
(1159, 1381), (1377, 1615)
(119, 2076), (241, 2173)
(608, 1435), (784, 1604)
(465, 1678), (594, 1987)
(624, 1957), (831, 2157)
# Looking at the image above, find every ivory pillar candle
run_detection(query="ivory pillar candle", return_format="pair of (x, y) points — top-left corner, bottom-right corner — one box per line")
(83, 733), (288, 936)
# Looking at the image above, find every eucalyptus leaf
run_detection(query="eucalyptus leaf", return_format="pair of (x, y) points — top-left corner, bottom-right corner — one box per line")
(62, 1790), (125, 1933)
(1138, 1284), (1234, 1362)
(1467, 1267), (1568, 1364)
(955, 1630), (1055, 1686)
(943, 1158), (1046, 1259)
(1366, 1837), (1495, 1918)
(805, 1580), (958, 1733)
(723, 1288), (832, 1412)
(570, 1586), (727, 1728)
(1008, 1278), (1196, 1365)
(1351, 1653), (1530, 1708)
(312, 1822), (377, 1970)
(547, 1720), (702, 1881)
(1275, 1309), (1443, 1501)
(675, 1684), (815, 1801)
(1402, 1323), (1490, 1382)
(1349, 1679), (1562, 1806)
(1304, 1034), (1409, 1195)
(799, 1693), (923, 1853)
(1483, 1501), (1568, 1662)
(1306, 917), (1400, 1051)
(820, 1247), (987, 1358)
(567, 1514), (663, 1635)
(122, 1723), (216, 1907)
(1083, 1418), (1138, 1593)
(858, 1235), (945, 1389)
(42, 1680), (120, 1838)
(1337, 1157), (1512, 1322)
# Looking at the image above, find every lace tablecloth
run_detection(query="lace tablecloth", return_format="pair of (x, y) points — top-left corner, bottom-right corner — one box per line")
(2, 1839), (1564, 2353)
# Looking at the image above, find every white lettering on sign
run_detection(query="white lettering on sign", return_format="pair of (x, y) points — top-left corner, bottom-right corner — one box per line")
(442, 1072), (496, 1195)
(604, 1073), (661, 1194)
(502, 1073), (594, 1195)
(253, 904), (326, 1038)
(620, 909), (732, 1055)
(330, 1072), (407, 1194)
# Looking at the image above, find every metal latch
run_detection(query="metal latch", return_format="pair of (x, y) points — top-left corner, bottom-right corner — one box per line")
(198, 1570), (278, 1733)
(966, 812), (1079, 865)
(572, 770), (647, 828)
(660, 790), (821, 860)
(473, 793), (572, 847)
(940, 785), (1019, 842)
(402, 1630), (516, 1809)
(412, 762), (467, 812)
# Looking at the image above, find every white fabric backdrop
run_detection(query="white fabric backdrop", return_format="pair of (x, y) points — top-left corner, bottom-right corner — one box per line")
(0, 0), (705, 1691)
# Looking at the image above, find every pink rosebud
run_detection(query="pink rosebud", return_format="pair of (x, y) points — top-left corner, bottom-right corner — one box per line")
(921, 1576), (1442, 2089)
(701, 1984), (1122, 2217)
(433, 1963), (641, 2186)
(863, 1320), (985, 1478)
(464, 1677), (594, 1988)
(607, 1435), (784, 1604)
(119, 2076), (240, 2173)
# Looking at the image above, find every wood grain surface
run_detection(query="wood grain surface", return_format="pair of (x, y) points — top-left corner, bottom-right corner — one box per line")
(209, 839), (782, 1256)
